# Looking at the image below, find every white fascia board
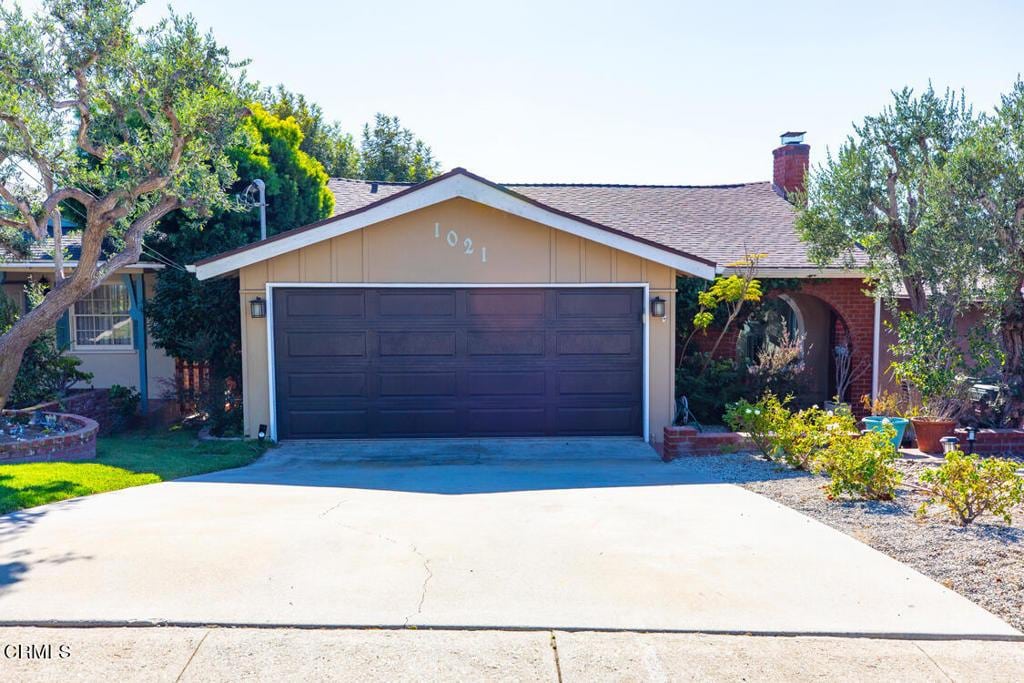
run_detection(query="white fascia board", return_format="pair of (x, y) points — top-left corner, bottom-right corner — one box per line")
(195, 173), (717, 281)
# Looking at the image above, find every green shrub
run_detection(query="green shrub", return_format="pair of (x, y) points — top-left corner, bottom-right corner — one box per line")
(107, 384), (141, 433)
(677, 354), (748, 424)
(775, 405), (859, 470)
(915, 451), (1024, 525)
(724, 393), (791, 459)
(812, 426), (903, 501)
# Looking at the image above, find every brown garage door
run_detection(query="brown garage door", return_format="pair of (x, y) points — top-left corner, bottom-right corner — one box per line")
(272, 287), (643, 439)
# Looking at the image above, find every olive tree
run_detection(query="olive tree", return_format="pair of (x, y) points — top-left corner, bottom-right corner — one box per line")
(936, 80), (1024, 422)
(0, 0), (247, 408)
(795, 86), (976, 316)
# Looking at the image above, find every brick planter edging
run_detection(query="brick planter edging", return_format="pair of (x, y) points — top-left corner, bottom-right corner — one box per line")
(662, 426), (754, 461)
(0, 411), (99, 463)
(954, 428), (1024, 456)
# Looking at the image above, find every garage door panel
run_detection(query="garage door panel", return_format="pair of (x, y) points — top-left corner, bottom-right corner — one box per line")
(467, 331), (545, 356)
(286, 410), (368, 437)
(287, 332), (366, 357)
(378, 331), (457, 356)
(288, 373), (367, 397)
(286, 290), (365, 318)
(556, 290), (636, 317)
(466, 371), (547, 397)
(557, 370), (639, 397)
(555, 331), (636, 356)
(378, 291), (456, 317)
(378, 372), (458, 397)
(273, 287), (642, 439)
(555, 406), (640, 434)
(467, 290), (545, 317)
(466, 408), (547, 435)
(376, 409), (460, 436)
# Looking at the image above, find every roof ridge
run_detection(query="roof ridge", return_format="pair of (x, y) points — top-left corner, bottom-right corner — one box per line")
(328, 177), (416, 186)
(328, 176), (772, 190)
(503, 181), (770, 189)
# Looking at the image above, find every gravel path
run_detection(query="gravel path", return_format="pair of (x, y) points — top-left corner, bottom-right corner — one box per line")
(674, 453), (1024, 632)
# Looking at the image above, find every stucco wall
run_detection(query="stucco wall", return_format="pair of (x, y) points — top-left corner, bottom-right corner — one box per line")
(238, 197), (678, 440)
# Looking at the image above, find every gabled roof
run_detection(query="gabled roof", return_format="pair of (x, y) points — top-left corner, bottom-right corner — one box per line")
(328, 177), (865, 272)
(194, 168), (720, 281)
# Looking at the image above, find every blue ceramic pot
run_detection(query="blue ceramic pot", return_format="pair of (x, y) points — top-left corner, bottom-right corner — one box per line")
(862, 416), (909, 450)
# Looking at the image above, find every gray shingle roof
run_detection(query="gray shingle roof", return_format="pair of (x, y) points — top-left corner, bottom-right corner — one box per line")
(327, 176), (861, 270)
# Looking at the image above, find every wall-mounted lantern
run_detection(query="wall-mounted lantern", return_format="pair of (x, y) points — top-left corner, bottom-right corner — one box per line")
(249, 296), (266, 319)
(965, 426), (977, 455)
(257, 424), (268, 441)
(650, 296), (667, 319)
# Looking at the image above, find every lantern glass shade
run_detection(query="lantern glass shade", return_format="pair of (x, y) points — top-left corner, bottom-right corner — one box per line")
(249, 296), (266, 319)
(650, 296), (667, 318)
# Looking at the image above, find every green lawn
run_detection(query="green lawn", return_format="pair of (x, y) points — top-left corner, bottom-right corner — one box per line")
(0, 428), (267, 515)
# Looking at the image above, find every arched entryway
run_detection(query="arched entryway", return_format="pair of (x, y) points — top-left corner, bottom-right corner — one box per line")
(737, 291), (863, 407)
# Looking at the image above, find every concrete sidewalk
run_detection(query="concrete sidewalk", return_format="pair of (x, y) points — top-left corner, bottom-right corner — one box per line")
(1, 627), (1022, 682)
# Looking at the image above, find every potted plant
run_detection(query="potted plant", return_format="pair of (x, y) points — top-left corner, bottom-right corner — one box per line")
(888, 312), (971, 454)
(861, 390), (915, 449)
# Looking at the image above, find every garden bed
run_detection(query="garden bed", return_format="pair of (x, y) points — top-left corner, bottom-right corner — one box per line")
(0, 411), (98, 463)
(672, 453), (1024, 632)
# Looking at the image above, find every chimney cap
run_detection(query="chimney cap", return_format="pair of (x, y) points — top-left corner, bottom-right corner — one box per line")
(780, 131), (806, 145)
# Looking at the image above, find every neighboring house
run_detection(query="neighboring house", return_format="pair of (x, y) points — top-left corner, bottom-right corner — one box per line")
(0, 228), (175, 413)
(195, 133), (881, 443)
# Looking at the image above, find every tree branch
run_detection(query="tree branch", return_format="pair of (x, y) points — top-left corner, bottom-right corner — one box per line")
(94, 195), (181, 282)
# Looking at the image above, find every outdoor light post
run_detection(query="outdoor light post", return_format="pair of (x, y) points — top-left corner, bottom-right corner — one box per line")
(966, 426), (977, 455)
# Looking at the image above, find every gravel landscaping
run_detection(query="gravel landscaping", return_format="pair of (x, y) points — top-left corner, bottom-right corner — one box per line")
(674, 453), (1024, 632)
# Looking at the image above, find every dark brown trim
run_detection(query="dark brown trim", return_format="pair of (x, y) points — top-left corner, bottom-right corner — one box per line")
(194, 168), (717, 270)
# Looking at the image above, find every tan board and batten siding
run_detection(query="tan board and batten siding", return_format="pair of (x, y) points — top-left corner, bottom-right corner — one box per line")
(238, 198), (678, 440)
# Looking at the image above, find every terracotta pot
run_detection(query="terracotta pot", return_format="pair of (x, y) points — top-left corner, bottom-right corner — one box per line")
(911, 418), (957, 454)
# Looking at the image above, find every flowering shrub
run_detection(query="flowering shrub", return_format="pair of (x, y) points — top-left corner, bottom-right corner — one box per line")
(774, 405), (859, 470)
(812, 425), (903, 500)
(915, 451), (1024, 525)
(724, 394), (791, 459)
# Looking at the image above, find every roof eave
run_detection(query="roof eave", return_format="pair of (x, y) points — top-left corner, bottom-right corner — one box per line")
(0, 261), (164, 271)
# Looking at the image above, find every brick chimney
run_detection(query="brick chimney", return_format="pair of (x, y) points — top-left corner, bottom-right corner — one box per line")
(772, 131), (809, 201)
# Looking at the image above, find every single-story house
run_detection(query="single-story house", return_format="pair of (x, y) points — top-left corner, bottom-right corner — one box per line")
(0, 229), (175, 413)
(194, 133), (881, 443)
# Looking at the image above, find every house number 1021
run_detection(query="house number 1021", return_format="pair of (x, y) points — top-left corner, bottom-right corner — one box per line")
(434, 223), (487, 263)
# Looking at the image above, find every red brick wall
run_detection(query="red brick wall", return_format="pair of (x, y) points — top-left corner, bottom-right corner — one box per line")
(954, 428), (1024, 455)
(686, 278), (876, 413)
(662, 426), (753, 460)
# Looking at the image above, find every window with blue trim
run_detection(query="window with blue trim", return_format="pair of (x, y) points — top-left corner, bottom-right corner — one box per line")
(72, 283), (133, 348)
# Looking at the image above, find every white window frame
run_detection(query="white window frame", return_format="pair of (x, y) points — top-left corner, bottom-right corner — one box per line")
(70, 282), (134, 352)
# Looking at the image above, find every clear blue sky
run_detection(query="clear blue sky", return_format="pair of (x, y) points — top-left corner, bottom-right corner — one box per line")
(30, 0), (1024, 183)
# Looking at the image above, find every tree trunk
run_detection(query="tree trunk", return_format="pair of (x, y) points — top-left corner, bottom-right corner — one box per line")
(999, 296), (1024, 428)
(0, 277), (92, 409)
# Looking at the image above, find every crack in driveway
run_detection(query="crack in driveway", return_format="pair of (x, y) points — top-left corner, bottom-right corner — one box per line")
(404, 545), (433, 627)
(323, 515), (433, 626)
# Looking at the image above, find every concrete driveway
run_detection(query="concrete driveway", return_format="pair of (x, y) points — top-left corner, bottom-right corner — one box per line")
(0, 438), (1017, 637)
